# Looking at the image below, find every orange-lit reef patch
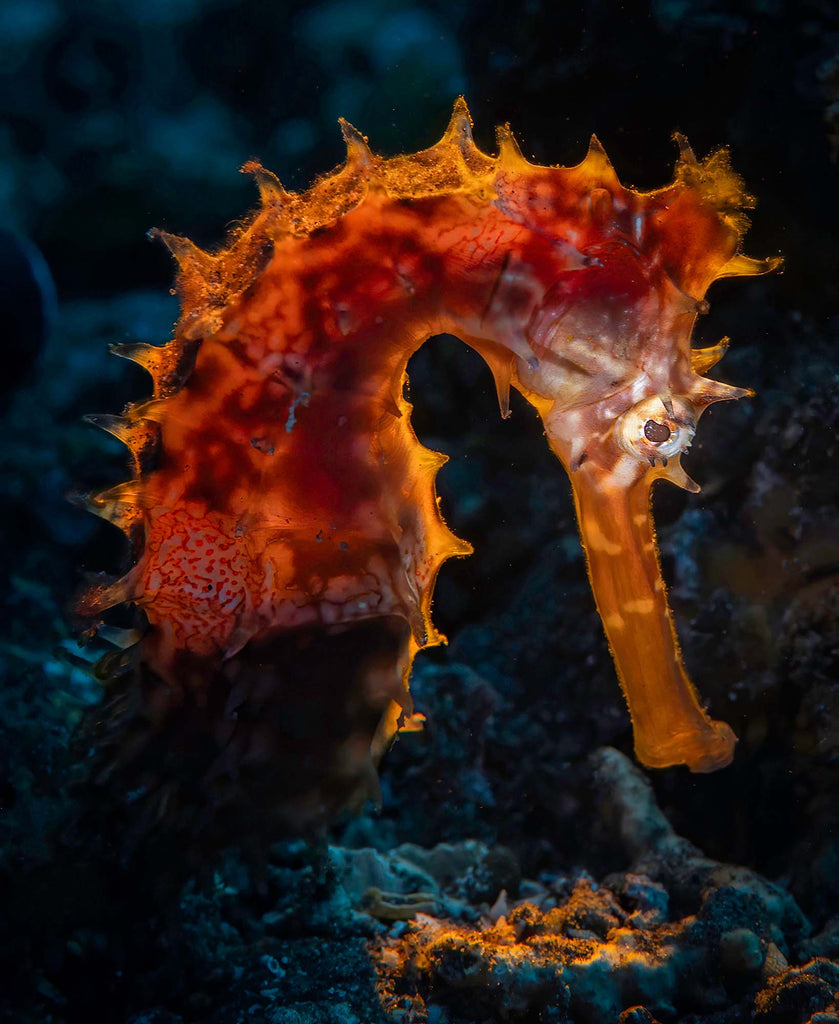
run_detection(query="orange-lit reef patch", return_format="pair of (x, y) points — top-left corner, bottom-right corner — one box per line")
(82, 100), (780, 827)
(371, 748), (811, 1023)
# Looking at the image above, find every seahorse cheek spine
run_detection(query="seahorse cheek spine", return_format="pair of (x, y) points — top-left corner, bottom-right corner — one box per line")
(81, 101), (780, 826)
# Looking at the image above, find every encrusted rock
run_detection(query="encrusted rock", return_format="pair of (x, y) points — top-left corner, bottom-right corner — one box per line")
(753, 959), (839, 1023)
(373, 749), (827, 1023)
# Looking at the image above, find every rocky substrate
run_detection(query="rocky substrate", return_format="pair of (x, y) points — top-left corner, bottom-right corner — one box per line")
(6, 745), (838, 1023)
(373, 750), (838, 1024)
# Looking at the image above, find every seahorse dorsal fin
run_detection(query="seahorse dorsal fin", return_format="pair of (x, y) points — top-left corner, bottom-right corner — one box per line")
(444, 96), (473, 141)
(240, 160), (290, 206)
(147, 229), (215, 280)
(338, 118), (375, 172)
(76, 571), (136, 616)
(442, 96), (485, 166)
(692, 377), (753, 406)
(97, 625), (142, 650)
(109, 341), (162, 373)
(673, 131), (698, 166)
(715, 253), (784, 279)
(84, 482), (143, 534)
(581, 134), (620, 188)
(691, 337), (730, 374)
(661, 457), (701, 493)
(83, 412), (133, 443)
(495, 123), (528, 168)
(83, 413), (160, 472)
(109, 342), (175, 397)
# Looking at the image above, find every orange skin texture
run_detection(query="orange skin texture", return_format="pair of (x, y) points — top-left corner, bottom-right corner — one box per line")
(84, 100), (780, 772)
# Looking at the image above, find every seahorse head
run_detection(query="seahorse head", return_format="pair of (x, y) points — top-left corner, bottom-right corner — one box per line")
(494, 133), (780, 771)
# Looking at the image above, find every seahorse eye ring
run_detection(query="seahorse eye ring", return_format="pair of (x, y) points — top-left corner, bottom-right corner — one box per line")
(616, 395), (696, 462)
(643, 419), (672, 443)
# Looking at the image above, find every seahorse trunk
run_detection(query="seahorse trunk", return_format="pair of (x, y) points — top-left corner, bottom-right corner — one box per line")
(79, 100), (779, 850)
(570, 465), (736, 772)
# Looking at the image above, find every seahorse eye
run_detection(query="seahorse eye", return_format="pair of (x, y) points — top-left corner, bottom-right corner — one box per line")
(615, 395), (696, 463)
(644, 419), (671, 444)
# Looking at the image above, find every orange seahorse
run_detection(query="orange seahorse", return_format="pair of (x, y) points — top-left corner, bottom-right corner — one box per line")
(80, 100), (780, 831)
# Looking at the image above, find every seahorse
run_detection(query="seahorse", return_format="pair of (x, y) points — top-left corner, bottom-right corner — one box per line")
(80, 100), (780, 833)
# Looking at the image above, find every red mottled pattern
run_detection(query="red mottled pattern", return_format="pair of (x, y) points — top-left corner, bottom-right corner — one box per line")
(82, 101), (780, 783)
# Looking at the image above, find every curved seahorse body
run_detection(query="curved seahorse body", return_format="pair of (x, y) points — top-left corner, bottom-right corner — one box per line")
(82, 101), (779, 832)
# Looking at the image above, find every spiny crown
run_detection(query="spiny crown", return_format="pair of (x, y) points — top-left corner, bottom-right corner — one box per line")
(148, 98), (775, 342)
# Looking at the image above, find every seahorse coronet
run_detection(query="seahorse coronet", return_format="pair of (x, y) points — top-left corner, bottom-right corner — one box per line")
(80, 98), (782, 838)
